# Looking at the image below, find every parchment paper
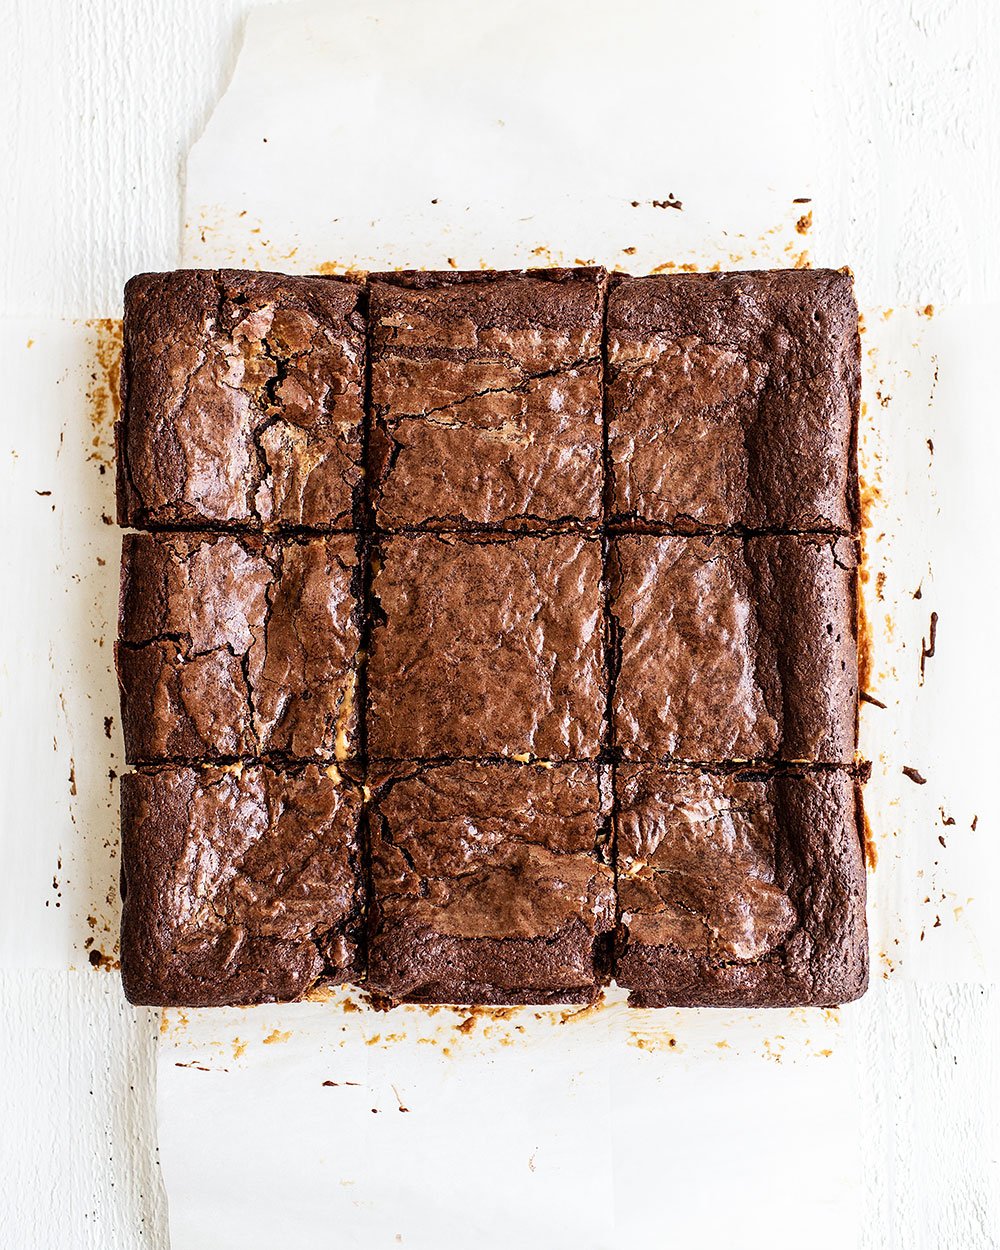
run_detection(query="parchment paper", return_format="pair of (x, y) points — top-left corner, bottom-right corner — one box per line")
(150, 2), (1000, 1246)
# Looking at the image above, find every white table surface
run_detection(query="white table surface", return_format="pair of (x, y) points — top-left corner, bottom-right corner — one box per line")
(2, 2), (998, 1247)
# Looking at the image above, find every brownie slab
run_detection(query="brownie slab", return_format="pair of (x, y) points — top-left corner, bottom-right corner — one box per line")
(367, 532), (606, 760)
(120, 764), (363, 1007)
(610, 534), (857, 763)
(368, 269), (605, 530)
(606, 269), (859, 533)
(367, 761), (614, 1004)
(614, 765), (867, 1007)
(117, 532), (361, 763)
(117, 269), (364, 530)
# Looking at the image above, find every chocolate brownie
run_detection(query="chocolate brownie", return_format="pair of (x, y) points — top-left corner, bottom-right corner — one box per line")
(610, 534), (857, 763)
(606, 269), (860, 533)
(117, 269), (364, 530)
(117, 532), (361, 763)
(120, 764), (363, 1007)
(367, 532), (606, 760)
(368, 269), (605, 530)
(614, 765), (868, 1007)
(367, 761), (614, 1004)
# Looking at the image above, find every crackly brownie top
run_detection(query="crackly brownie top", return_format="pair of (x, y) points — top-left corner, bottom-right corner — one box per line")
(367, 761), (614, 1001)
(368, 269), (605, 530)
(610, 534), (857, 763)
(615, 766), (867, 1006)
(118, 269), (364, 529)
(367, 532), (606, 760)
(117, 531), (361, 763)
(119, 764), (363, 1007)
(606, 269), (859, 532)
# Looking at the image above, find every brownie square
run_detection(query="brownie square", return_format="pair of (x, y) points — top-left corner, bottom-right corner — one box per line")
(117, 532), (361, 763)
(368, 269), (605, 530)
(117, 269), (364, 530)
(367, 761), (614, 1004)
(120, 764), (364, 1007)
(614, 765), (868, 1007)
(606, 269), (860, 532)
(610, 534), (857, 763)
(367, 532), (606, 760)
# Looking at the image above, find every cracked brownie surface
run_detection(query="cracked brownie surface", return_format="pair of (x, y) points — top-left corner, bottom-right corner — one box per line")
(368, 269), (605, 531)
(614, 766), (867, 1007)
(610, 533), (858, 763)
(117, 269), (365, 530)
(117, 531), (362, 763)
(367, 761), (614, 1004)
(606, 269), (859, 533)
(120, 764), (364, 1007)
(366, 532), (607, 760)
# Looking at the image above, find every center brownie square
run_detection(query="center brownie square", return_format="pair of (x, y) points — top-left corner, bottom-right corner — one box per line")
(117, 532), (362, 763)
(368, 269), (605, 531)
(610, 534), (857, 763)
(120, 764), (364, 1007)
(366, 761), (614, 1004)
(366, 532), (606, 760)
(117, 269), (365, 530)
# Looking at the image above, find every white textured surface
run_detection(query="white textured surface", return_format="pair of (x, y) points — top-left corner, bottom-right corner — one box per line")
(2, 1), (999, 1247)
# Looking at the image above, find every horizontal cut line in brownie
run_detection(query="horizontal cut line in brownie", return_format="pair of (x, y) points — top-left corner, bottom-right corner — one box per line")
(117, 530), (363, 765)
(368, 268), (606, 532)
(117, 269), (366, 532)
(613, 763), (867, 1008)
(366, 760), (613, 1006)
(605, 268), (860, 535)
(119, 763), (365, 1007)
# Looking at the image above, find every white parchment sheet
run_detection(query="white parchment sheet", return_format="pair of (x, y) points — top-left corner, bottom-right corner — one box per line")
(147, 2), (998, 1245)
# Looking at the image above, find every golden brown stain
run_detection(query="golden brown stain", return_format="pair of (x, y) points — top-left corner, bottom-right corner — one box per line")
(862, 806), (879, 871)
(232, 1037), (248, 1060)
(795, 211), (813, 235)
(85, 318), (122, 473)
(262, 1028), (292, 1046)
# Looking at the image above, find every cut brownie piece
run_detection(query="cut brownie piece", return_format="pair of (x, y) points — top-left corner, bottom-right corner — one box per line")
(117, 269), (364, 530)
(367, 761), (614, 1004)
(368, 269), (605, 530)
(610, 534), (857, 763)
(120, 764), (364, 1007)
(367, 532), (606, 760)
(606, 269), (860, 532)
(117, 532), (361, 763)
(614, 765), (868, 1007)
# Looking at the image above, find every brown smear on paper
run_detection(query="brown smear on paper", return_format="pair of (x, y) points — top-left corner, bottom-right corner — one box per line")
(85, 319), (122, 474)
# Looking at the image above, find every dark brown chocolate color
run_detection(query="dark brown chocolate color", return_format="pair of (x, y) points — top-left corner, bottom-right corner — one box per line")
(117, 532), (361, 763)
(610, 534), (857, 763)
(614, 766), (867, 1007)
(367, 761), (614, 1003)
(369, 269), (605, 530)
(606, 269), (860, 532)
(367, 532), (606, 760)
(120, 764), (363, 1007)
(117, 269), (365, 530)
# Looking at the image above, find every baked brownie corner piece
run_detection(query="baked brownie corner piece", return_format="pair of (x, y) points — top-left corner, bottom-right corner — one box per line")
(367, 531), (606, 760)
(614, 766), (868, 1008)
(117, 531), (362, 764)
(120, 764), (364, 1007)
(367, 761), (614, 1005)
(368, 268), (606, 531)
(117, 269), (365, 530)
(610, 533), (857, 763)
(606, 268), (859, 533)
